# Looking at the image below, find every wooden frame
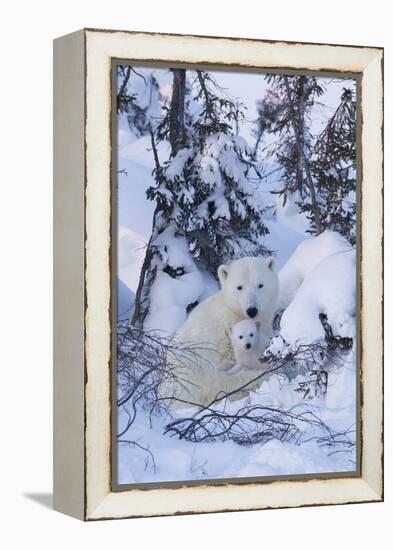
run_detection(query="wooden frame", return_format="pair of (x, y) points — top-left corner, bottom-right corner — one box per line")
(53, 28), (383, 521)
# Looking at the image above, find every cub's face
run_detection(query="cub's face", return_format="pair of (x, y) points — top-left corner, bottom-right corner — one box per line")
(218, 256), (278, 320)
(230, 320), (260, 352)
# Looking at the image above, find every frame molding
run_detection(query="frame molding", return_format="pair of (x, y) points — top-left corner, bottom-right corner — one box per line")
(53, 28), (383, 521)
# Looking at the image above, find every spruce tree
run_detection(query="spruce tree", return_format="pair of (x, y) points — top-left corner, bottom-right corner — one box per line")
(309, 87), (357, 243)
(117, 65), (162, 137)
(154, 70), (270, 275)
(131, 68), (188, 327)
(261, 74), (324, 233)
(128, 69), (270, 327)
(252, 85), (284, 158)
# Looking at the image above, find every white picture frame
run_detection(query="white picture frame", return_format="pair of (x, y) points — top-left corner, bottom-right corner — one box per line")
(53, 28), (383, 520)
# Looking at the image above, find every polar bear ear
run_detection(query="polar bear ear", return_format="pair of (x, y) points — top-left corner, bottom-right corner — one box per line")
(218, 264), (229, 286)
(266, 256), (276, 272)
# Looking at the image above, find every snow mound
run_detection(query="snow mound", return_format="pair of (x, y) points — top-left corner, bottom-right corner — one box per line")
(144, 225), (219, 334)
(120, 135), (170, 169)
(278, 230), (353, 309)
(118, 226), (148, 293)
(117, 278), (135, 323)
(280, 248), (356, 344)
(264, 220), (306, 270)
(117, 159), (156, 238)
(117, 363), (357, 484)
(275, 191), (311, 235)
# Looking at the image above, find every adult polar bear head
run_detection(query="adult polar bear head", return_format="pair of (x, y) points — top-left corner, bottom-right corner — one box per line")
(218, 256), (278, 322)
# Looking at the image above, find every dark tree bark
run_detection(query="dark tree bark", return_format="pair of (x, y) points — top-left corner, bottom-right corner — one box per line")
(168, 69), (186, 153)
(295, 77), (306, 198)
(130, 246), (154, 331)
(283, 76), (322, 234)
(119, 66), (132, 98)
(131, 70), (187, 327)
(130, 126), (161, 328)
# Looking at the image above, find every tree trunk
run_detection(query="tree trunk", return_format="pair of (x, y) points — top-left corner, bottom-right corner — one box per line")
(130, 126), (162, 328)
(169, 68), (186, 154)
(295, 76), (306, 198)
(283, 76), (322, 234)
(252, 129), (263, 159)
(130, 72), (187, 327)
(130, 241), (154, 328)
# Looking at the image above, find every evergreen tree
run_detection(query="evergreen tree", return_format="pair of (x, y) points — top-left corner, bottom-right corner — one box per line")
(261, 74), (325, 233)
(130, 68), (188, 327)
(252, 85), (284, 158)
(127, 69), (270, 327)
(308, 88), (357, 243)
(117, 65), (163, 137)
(153, 70), (270, 275)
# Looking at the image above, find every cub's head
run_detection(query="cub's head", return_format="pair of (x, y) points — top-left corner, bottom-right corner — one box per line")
(218, 256), (278, 319)
(228, 319), (260, 352)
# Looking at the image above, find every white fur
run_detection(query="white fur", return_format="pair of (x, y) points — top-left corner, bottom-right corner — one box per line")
(227, 319), (269, 374)
(159, 256), (279, 408)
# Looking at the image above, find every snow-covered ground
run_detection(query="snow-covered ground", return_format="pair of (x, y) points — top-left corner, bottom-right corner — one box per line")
(117, 234), (357, 484)
(118, 358), (356, 483)
(116, 67), (357, 484)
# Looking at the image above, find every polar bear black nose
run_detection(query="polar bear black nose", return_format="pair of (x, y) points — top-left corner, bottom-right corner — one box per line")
(246, 307), (258, 318)
(246, 343), (251, 350)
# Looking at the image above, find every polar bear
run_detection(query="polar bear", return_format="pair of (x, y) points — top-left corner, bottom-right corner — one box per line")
(160, 256), (279, 408)
(227, 319), (270, 374)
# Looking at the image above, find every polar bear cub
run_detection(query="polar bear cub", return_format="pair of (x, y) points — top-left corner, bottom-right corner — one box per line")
(227, 319), (269, 374)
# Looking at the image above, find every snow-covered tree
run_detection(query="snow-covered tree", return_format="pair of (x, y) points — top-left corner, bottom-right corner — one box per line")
(116, 69), (359, 483)
(252, 85), (284, 158)
(128, 69), (270, 328)
(129, 68), (189, 328)
(158, 71), (270, 274)
(308, 88), (357, 243)
(117, 65), (163, 137)
(260, 75), (325, 233)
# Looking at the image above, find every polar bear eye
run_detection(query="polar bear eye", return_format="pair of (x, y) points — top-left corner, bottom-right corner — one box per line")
(237, 285), (243, 291)
(239, 335), (243, 339)
(250, 333), (254, 337)
(258, 284), (264, 289)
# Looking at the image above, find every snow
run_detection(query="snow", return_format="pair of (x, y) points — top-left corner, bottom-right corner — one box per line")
(278, 230), (353, 310)
(117, 278), (135, 323)
(117, 116), (159, 295)
(144, 226), (218, 333)
(118, 226), (147, 293)
(205, 134), (250, 185)
(264, 219), (306, 270)
(118, 229), (358, 483)
(118, 364), (356, 483)
(117, 159), (155, 240)
(280, 247), (356, 344)
(120, 134), (170, 169)
(275, 191), (311, 235)
(116, 66), (358, 485)
(165, 148), (193, 181)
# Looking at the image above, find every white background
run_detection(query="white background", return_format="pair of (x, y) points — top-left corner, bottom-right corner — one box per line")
(0, 1), (391, 548)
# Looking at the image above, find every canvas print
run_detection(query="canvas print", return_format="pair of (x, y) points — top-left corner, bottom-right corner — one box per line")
(114, 64), (358, 486)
